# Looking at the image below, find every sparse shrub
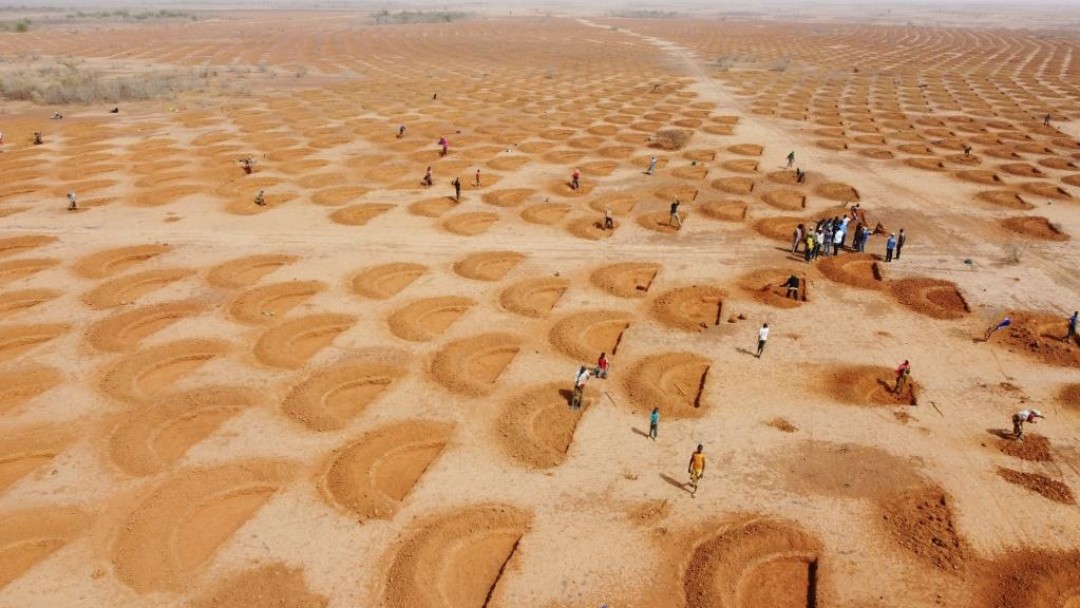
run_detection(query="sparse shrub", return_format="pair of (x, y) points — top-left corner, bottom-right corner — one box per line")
(651, 128), (693, 151)
(1004, 244), (1024, 265)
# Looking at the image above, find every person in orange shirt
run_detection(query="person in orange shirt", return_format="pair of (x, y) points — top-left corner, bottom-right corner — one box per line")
(687, 444), (705, 497)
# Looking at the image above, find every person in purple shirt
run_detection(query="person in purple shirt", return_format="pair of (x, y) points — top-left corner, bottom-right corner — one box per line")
(984, 316), (1011, 342)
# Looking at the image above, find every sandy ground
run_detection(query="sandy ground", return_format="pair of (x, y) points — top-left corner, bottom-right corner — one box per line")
(0, 11), (1079, 608)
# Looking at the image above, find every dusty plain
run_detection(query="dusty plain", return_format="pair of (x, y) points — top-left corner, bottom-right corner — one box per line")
(0, 7), (1079, 608)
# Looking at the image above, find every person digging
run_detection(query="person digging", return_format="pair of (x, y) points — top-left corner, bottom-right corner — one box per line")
(1011, 409), (1044, 441)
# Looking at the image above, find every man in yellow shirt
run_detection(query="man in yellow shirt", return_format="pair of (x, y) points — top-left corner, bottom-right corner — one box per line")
(687, 444), (705, 498)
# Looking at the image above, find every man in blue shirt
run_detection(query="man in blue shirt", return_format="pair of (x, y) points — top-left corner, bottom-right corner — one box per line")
(1067, 311), (1078, 343)
(885, 233), (897, 263)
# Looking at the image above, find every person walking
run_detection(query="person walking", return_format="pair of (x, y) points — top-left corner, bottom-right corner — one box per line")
(397, 124), (406, 138)
(453, 177), (461, 202)
(571, 168), (581, 190)
(649, 407), (659, 441)
(1066, 311), (1078, 343)
(686, 444), (706, 497)
(669, 198), (682, 229)
(254, 190), (265, 207)
(603, 207), (614, 230)
(67, 191), (77, 211)
(646, 156), (658, 175)
(756, 322), (769, 358)
(786, 151), (795, 168)
(885, 233), (897, 263)
(1044, 113), (1051, 127)
(474, 169), (481, 188)
(571, 365), (590, 409)
(894, 360), (911, 394)
(595, 352), (609, 379)
(438, 136), (448, 156)
(896, 228), (906, 259)
(1011, 409), (1045, 441)
(422, 166), (433, 187)
(985, 316), (1012, 342)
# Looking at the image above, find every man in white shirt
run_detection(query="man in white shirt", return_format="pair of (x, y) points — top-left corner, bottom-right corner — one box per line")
(1011, 409), (1044, 441)
(571, 365), (590, 409)
(756, 322), (769, 358)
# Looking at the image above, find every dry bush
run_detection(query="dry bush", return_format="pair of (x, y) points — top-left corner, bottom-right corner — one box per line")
(1004, 244), (1025, 265)
(651, 128), (693, 151)
(0, 62), (202, 104)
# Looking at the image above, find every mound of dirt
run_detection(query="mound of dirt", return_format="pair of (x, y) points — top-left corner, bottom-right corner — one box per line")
(814, 182), (860, 202)
(283, 353), (406, 431)
(1060, 383), (1080, 410)
(728, 143), (764, 156)
(590, 262), (660, 298)
(0, 288), (59, 320)
(998, 434), (1053, 462)
(761, 189), (807, 210)
(974, 549), (1080, 608)
(442, 211), (499, 236)
(321, 420), (453, 519)
(380, 505), (530, 608)
(624, 352), (711, 418)
(453, 251), (524, 281)
(737, 268), (811, 308)
(431, 333), (520, 396)
(228, 281), (325, 325)
(824, 365), (918, 406)
(712, 176), (756, 195)
(0, 323), (70, 364)
(684, 517), (821, 608)
(651, 286), (724, 332)
(408, 197), (458, 218)
(88, 300), (206, 351)
(880, 486), (966, 572)
(996, 468), (1075, 504)
(0, 258), (59, 286)
(482, 188), (535, 207)
(549, 310), (631, 362)
(976, 190), (1034, 209)
(521, 203), (571, 225)
(352, 263), (427, 299)
(817, 254), (886, 290)
(329, 203), (394, 226)
(752, 216), (804, 242)
(698, 200), (747, 222)
(1000, 216), (1069, 241)
(254, 314), (355, 369)
(388, 296), (474, 342)
(992, 311), (1080, 368)
(206, 254), (296, 289)
(889, 278), (970, 320)
(0, 365), (62, 414)
(496, 383), (595, 469)
(566, 216), (618, 240)
(110, 461), (296, 593)
(0, 235), (56, 259)
(108, 386), (255, 476)
(499, 277), (568, 318)
(0, 508), (89, 591)
(189, 564), (328, 608)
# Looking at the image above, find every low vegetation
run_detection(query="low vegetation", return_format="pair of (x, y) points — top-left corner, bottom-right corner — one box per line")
(608, 10), (679, 19)
(0, 18), (31, 32)
(64, 9), (198, 21)
(372, 10), (469, 25)
(0, 60), (206, 104)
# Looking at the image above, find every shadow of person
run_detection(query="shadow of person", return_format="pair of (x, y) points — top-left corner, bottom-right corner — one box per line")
(660, 473), (691, 494)
(631, 427), (649, 438)
(987, 428), (1015, 440)
(558, 388), (574, 405)
(735, 346), (755, 357)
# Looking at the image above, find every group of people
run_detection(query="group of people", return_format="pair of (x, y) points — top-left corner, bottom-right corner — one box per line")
(791, 206), (906, 264)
